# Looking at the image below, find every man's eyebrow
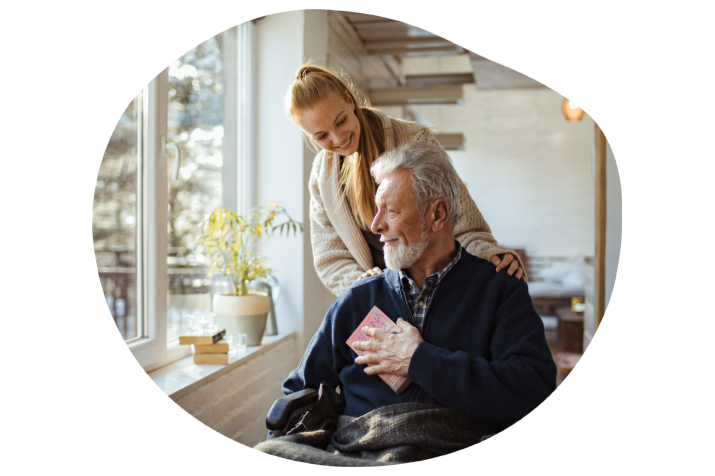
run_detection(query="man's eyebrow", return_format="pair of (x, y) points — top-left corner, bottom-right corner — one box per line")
(312, 110), (345, 138)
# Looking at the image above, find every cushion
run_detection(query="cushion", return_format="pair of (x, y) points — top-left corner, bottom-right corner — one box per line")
(534, 256), (585, 289)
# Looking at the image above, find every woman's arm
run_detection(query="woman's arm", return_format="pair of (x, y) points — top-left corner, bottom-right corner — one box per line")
(309, 154), (368, 296)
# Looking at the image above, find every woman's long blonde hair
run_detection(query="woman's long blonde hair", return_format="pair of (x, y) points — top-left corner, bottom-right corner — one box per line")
(287, 65), (385, 230)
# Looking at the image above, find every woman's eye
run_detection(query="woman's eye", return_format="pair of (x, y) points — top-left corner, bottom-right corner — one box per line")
(337, 117), (346, 126)
(317, 134), (327, 141)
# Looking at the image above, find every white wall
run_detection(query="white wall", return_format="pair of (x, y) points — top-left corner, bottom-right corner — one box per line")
(605, 141), (621, 311)
(413, 86), (595, 258)
(254, 11), (336, 356)
(301, 11), (338, 352)
(255, 11), (305, 346)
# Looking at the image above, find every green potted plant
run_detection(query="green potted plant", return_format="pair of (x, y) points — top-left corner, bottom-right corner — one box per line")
(197, 204), (302, 345)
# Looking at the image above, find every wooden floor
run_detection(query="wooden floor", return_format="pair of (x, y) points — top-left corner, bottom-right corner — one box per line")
(544, 326), (583, 387)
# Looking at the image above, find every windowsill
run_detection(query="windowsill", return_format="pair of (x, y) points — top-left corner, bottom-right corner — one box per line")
(148, 332), (295, 401)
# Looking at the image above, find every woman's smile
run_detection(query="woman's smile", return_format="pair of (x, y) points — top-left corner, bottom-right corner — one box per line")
(334, 134), (352, 150)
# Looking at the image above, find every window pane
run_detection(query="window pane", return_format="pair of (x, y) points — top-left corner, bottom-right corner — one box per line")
(166, 34), (225, 340)
(94, 95), (141, 341)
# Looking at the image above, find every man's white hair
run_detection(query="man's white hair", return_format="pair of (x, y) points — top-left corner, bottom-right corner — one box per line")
(370, 141), (461, 225)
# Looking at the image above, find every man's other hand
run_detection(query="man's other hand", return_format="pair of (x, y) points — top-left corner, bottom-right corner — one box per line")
(352, 318), (423, 377)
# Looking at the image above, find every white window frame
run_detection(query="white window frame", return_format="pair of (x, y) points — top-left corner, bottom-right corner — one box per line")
(125, 25), (256, 371)
(129, 70), (170, 369)
(237, 21), (257, 215)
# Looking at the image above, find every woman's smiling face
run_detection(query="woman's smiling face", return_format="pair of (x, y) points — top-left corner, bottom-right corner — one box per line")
(298, 90), (361, 156)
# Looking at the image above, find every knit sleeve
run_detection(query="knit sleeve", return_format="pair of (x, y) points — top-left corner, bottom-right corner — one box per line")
(309, 154), (369, 296)
(409, 127), (526, 277)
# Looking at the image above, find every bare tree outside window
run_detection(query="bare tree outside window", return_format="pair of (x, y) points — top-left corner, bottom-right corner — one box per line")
(94, 97), (140, 340)
(166, 34), (226, 340)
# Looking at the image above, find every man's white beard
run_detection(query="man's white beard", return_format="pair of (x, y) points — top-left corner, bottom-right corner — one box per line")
(382, 229), (429, 271)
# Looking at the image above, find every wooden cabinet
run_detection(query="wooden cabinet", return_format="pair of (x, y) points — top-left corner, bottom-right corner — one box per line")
(583, 262), (595, 351)
(555, 307), (584, 354)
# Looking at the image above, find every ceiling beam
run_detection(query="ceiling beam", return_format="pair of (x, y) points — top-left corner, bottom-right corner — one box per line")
(404, 73), (475, 87)
(368, 85), (464, 106)
(363, 37), (452, 50)
(341, 10), (402, 24)
(434, 133), (465, 151)
(351, 20), (409, 30)
(366, 45), (461, 56)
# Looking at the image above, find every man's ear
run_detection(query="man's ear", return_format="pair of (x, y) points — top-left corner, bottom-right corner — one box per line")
(428, 199), (450, 232)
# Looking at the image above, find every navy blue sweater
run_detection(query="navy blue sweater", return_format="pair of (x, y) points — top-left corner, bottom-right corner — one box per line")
(283, 251), (557, 422)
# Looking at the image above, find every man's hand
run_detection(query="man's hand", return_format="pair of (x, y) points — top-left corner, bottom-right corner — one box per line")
(490, 253), (527, 282)
(352, 318), (423, 377)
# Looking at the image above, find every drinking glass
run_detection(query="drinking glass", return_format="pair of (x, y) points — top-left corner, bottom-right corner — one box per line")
(197, 312), (217, 335)
(225, 332), (247, 355)
(187, 313), (201, 335)
(207, 312), (218, 335)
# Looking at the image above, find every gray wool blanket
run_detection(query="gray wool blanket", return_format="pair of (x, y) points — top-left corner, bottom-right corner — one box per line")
(254, 384), (511, 466)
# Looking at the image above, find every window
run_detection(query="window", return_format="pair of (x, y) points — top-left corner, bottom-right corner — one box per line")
(166, 34), (225, 343)
(93, 24), (255, 370)
(94, 95), (142, 342)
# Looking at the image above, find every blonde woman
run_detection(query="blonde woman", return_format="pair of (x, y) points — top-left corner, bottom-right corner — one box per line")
(287, 65), (525, 296)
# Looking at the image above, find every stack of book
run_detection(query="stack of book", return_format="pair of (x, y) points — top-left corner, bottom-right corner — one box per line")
(179, 329), (228, 364)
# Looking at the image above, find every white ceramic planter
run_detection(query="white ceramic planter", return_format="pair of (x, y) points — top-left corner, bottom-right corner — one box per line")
(213, 292), (269, 346)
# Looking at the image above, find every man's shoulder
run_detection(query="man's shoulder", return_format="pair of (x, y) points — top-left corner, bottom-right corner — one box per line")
(453, 249), (493, 278)
(453, 250), (530, 296)
(337, 272), (393, 303)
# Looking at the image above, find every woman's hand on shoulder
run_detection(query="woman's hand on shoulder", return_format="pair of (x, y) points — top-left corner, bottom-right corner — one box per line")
(357, 267), (383, 281)
(489, 254), (527, 282)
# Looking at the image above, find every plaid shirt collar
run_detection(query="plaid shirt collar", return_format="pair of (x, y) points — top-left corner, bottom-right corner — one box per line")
(398, 242), (463, 331)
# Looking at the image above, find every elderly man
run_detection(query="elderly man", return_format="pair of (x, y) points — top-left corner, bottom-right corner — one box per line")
(281, 141), (556, 427)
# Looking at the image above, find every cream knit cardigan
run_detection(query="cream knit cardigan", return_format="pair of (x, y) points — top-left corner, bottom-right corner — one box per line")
(308, 109), (523, 296)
